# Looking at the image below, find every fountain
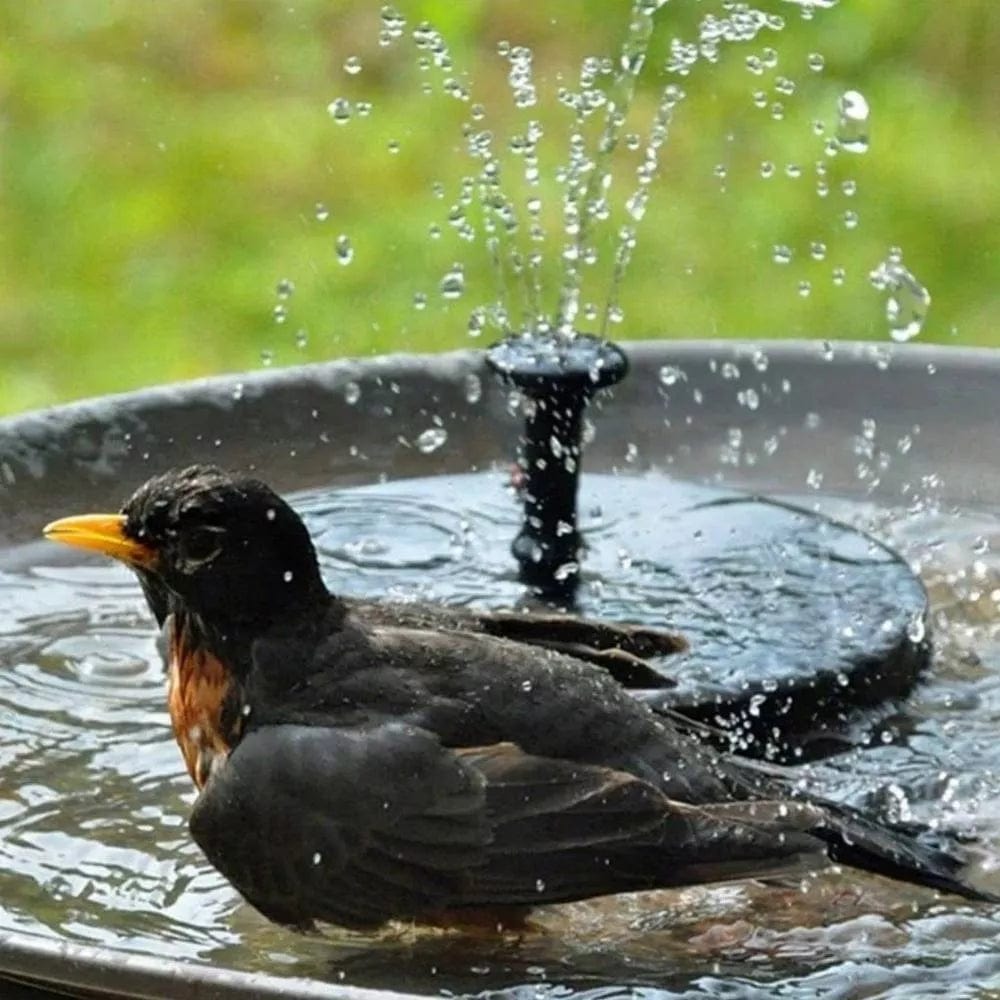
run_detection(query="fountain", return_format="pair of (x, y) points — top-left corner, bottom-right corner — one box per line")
(1, 2), (999, 998)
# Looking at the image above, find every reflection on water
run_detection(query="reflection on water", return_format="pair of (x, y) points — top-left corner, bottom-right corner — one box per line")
(1, 471), (999, 996)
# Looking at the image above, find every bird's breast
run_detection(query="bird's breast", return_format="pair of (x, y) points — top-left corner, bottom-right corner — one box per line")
(167, 618), (237, 789)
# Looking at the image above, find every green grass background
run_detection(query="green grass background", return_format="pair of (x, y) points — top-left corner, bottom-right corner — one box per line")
(2, 1), (998, 415)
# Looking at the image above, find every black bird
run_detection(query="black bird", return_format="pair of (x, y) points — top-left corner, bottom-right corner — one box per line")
(43, 464), (997, 931)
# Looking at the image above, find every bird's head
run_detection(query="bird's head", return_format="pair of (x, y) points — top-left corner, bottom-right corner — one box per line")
(44, 465), (328, 636)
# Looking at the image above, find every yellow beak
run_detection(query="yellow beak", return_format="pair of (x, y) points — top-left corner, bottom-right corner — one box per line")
(42, 513), (159, 568)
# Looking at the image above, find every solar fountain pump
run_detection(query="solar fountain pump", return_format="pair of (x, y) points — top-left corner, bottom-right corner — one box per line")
(486, 331), (628, 602)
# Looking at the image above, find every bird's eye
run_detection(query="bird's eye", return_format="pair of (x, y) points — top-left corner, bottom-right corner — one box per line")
(177, 526), (225, 570)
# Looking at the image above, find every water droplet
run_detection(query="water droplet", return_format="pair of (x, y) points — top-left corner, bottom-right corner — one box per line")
(906, 613), (926, 644)
(344, 381), (361, 405)
(463, 373), (482, 404)
(843, 209), (859, 230)
(658, 365), (686, 388)
(416, 427), (447, 453)
(772, 245), (793, 264)
(807, 52), (825, 72)
(836, 89), (870, 153)
(295, 328), (308, 350)
(869, 252), (931, 342)
(231, 382), (244, 401)
(260, 349), (274, 367)
(806, 468), (824, 490)
(283, 570), (294, 583)
(810, 241), (826, 261)
(553, 561), (579, 582)
(335, 235), (354, 265)
(535, 878), (546, 893)
(314, 202), (329, 222)
(275, 278), (295, 299)
(379, 4), (406, 44)
(439, 263), (465, 300)
(327, 98), (352, 124)
(344, 56), (362, 76)
(272, 304), (287, 324)
(387, 139), (400, 154)
(413, 291), (427, 311)
(467, 307), (486, 338)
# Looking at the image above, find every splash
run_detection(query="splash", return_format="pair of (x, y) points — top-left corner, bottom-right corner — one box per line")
(311, 0), (930, 358)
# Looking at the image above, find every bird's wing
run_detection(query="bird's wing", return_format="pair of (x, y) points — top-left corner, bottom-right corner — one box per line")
(474, 610), (685, 687)
(189, 721), (488, 929)
(348, 599), (683, 688)
(449, 743), (826, 905)
(190, 723), (828, 929)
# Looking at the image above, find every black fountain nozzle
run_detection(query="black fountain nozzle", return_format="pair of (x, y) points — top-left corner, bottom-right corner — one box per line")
(486, 331), (629, 603)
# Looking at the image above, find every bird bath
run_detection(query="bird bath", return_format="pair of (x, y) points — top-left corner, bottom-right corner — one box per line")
(1, 340), (1000, 998)
(3, 0), (997, 993)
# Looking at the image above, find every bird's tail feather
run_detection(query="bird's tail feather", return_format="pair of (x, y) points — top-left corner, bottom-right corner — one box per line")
(810, 800), (1000, 904)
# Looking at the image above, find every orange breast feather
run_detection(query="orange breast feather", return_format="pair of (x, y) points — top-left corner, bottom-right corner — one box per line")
(167, 621), (233, 789)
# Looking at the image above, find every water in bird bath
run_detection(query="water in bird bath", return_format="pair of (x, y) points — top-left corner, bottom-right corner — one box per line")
(1, 475), (1000, 995)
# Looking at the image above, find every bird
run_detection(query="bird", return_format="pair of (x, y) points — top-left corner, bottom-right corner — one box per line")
(42, 464), (997, 931)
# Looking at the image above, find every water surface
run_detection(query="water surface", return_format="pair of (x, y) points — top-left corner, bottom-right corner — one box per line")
(1, 471), (999, 997)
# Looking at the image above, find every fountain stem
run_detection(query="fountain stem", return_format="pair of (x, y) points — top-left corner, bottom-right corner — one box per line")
(486, 332), (628, 601)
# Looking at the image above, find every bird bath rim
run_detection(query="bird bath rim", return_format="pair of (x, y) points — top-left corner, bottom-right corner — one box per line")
(3, 339), (1000, 541)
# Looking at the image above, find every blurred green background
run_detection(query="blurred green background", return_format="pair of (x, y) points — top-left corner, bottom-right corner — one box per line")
(2, 0), (998, 415)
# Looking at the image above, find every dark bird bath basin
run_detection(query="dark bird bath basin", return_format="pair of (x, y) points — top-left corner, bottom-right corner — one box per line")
(2, 340), (1000, 998)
